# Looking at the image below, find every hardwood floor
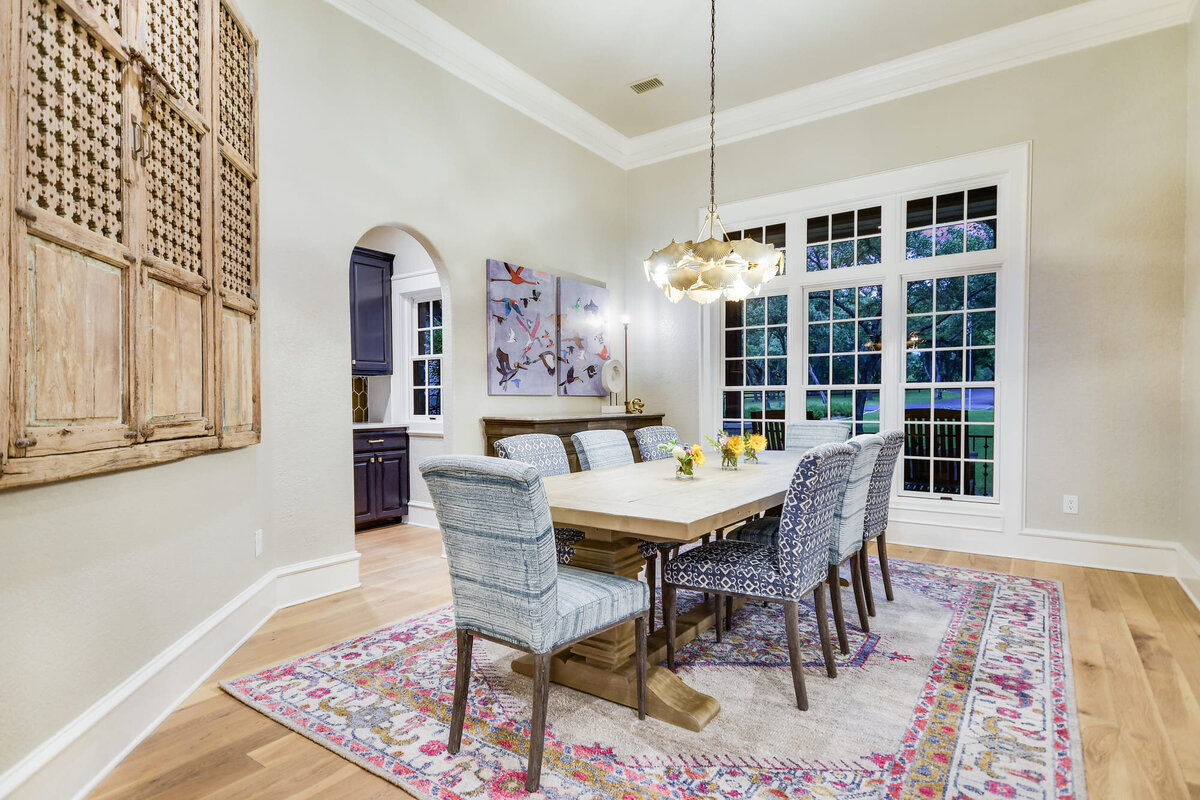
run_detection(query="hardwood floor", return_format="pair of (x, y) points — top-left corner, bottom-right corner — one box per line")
(88, 526), (1200, 800)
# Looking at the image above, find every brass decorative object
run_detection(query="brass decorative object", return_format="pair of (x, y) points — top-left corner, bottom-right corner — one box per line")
(625, 398), (645, 414)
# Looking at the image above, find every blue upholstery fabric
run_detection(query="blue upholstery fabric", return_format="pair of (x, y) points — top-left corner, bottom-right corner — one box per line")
(493, 433), (570, 476)
(634, 425), (680, 462)
(571, 429), (634, 471)
(493, 433), (582, 565)
(728, 515), (780, 545)
(420, 455), (648, 653)
(827, 434), (885, 564)
(664, 442), (854, 601)
(863, 429), (905, 543)
(554, 566), (649, 647)
(785, 421), (852, 451)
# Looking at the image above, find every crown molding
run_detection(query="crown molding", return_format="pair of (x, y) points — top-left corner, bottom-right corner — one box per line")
(326, 0), (1194, 171)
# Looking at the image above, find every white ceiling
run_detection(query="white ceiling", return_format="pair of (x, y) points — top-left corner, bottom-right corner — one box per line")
(412, 0), (1086, 137)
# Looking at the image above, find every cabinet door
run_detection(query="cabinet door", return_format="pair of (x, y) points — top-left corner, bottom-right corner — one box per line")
(375, 449), (408, 519)
(353, 454), (375, 525)
(349, 247), (393, 375)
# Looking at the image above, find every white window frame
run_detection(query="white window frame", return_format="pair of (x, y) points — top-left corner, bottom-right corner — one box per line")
(698, 143), (1029, 541)
(389, 272), (445, 437)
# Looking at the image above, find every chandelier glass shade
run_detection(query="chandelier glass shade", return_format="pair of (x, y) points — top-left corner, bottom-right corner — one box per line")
(642, 0), (783, 305)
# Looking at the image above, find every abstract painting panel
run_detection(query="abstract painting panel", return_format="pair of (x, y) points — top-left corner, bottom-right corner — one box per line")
(557, 276), (609, 396)
(486, 259), (557, 395)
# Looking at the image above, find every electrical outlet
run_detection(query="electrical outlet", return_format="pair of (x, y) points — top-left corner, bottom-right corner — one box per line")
(1062, 495), (1078, 515)
(254, 529), (264, 557)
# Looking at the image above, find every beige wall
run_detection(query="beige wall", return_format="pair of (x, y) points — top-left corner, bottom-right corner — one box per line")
(1183, 12), (1200, 561)
(0, 0), (626, 773)
(624, 29), (1188, 541)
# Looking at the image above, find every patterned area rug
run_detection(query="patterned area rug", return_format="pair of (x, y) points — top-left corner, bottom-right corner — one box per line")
(222, 558), (1085, 799)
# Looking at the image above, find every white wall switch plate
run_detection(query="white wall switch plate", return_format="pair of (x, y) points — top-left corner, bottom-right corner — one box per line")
(1062, 495), (1078, 514)
(254, 529), (264, 557)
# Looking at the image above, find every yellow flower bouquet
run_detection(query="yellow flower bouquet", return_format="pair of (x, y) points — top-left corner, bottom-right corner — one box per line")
(743, 433), (768, 464)
(706, 433), (745, 470)
(659, 439), (704, 479)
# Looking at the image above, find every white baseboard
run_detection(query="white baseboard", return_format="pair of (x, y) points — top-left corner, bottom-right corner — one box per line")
(0, 551), (361, 800)
(404, 500), (439, 530)
(1178, 543), (1200, 612)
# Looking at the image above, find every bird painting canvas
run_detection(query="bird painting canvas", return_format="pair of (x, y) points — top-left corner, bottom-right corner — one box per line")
(556, 276), (609, 396)
(487, 259), (558, 395)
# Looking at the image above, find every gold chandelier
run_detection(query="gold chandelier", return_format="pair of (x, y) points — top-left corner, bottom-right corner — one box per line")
(642, 0), (782, 305)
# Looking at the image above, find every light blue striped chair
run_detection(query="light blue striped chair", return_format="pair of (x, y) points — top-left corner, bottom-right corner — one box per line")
(493, 433), (584, 564)
(634, 425), (680, 462)
(571, 428), (679, 632)
(729, 433), (885, 653)
(662, 442), (855, 709)
(785, 421), (852, 451)
(420, 455), (649, 792)
(861, 429), (905, 616)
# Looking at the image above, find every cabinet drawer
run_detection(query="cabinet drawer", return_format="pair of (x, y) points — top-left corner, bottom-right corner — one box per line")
(353, 428), (408, 453)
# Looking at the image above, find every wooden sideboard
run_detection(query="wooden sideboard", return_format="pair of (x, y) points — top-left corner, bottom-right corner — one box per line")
(481, 413), (666, 472)
(353, 426), (410, 529)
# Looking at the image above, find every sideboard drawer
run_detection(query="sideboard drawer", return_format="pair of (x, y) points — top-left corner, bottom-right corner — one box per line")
(354, 428), (408, 453)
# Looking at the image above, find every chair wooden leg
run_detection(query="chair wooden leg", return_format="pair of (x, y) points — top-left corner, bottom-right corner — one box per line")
(850, 553), (871, 634)
(783, 600), (809, 711)
(878, 532), (895, 601)
(645, 552), (657, 634)
(526, 652), (552, 792)
(862, 543), (877, 618)
(702, 533), (711, 545)
(724, 595), (734, 632)
(813, 584), (836, 679)
(664, 584), (678, 672)
(828, 564), (849, 654)
(714, 593), (724, 643)
(449, 629), (473, 753)
(635, 614), (647, 720)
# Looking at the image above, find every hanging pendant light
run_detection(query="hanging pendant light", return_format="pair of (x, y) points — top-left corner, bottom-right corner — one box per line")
(642, 0), (782, 305)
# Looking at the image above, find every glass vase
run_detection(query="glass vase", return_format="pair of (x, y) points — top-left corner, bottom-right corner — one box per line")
(676, 464), (694, 480)
(721, 453), (738, 471)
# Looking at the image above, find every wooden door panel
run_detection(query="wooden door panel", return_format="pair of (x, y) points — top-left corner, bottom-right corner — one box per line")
(23, 236), (130, 455)
(220, 306), (253, 432)
(147, 279), (206, 431)
(375, 450), (408, 519)
(144, 0), (203, 110)
(354, 455), (375, 525)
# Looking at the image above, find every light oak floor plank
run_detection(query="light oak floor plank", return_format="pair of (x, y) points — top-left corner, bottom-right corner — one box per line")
(87, 531), (1200, 799)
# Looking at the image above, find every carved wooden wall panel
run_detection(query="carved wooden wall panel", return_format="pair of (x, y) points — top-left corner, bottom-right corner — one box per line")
(2, 0), (258, 488)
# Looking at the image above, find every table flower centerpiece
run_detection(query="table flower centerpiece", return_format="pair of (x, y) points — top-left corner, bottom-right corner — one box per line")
(742, 433), (768, 464)
(707, 433), (745, 470)
(659, 440), (704, 480)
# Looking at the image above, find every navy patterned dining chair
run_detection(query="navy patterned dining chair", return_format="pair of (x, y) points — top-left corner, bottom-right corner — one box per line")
(493, 433), (584, 564)
(634, 425), (681, 462)
(420, 455), (649, 792)
(728, 433), (885, 652)
(662, 442), (855, 709)
(860, 429), (905, 616)
(571, 427), (679, 632)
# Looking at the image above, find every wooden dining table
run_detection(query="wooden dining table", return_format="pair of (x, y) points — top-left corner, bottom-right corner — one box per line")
(510, 449), (804, 732)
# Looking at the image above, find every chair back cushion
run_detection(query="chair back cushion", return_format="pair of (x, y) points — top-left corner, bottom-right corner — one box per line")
(634, 425), (680, 461)
(785, 421), (852, 451)
(419, 455), (558, 651)
(827, 434), (885, 563)
(571, 429), (634, 471)
(494, 433), (571, 477)
(775, 442), (855, 595)
(863, 429), (905, 541)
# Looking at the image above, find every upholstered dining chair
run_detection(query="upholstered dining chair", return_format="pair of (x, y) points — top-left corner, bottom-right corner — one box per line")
(785, 420), (852, 451)
(420, 455), (649, 792)
(493, 433), (585, 564)
(662, 442), (855, 710)
(634, 425), (681, 462)
(571, 428), (677, 632)
(729, 433), (885, 654)
(860, 429), (905, 616)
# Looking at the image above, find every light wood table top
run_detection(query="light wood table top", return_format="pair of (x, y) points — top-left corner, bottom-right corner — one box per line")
(541, 450), (803, 542)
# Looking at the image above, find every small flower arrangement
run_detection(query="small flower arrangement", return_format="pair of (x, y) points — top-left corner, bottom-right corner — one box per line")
(659, 439), (704, 479)
(743, 433), (768, 464)
(706, 433), (745, 470)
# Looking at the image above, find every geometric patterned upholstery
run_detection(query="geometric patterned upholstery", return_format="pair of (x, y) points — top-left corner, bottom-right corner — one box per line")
(827, 434), (885, 564)
(419, 455), (648, 654)
(727, 515), (781, 546)
(863, 429), (905, 543)
(634, 425), (680, 462)
(664, 442), (855, 601)
(571, 429), (634, 471)
(493, 433), (584, 565)
(785, 421), (852, 451)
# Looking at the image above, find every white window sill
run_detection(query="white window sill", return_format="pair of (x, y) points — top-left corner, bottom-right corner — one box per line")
(404, 419), (444, 437)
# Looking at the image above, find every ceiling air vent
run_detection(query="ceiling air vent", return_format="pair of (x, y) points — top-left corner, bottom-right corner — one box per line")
(629, 75), (664, 95)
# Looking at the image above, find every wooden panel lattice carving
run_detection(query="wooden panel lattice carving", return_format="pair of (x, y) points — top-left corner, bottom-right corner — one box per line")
(94, 0), (121, 32)
(218, 3), (253, 162)
(147, 97), (203, 274)
(146, 0), (202, 108)
(220, 158), (253, 297)
(23, 0), (123, 241)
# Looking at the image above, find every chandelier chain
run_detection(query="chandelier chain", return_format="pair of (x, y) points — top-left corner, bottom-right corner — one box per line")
(709, 0), (716, 212)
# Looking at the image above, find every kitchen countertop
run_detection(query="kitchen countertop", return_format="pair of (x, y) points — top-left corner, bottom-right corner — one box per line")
(352, 422), (407, 430)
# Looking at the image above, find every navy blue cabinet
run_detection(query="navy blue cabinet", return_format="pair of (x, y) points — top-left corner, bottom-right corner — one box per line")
(353, 427), (409, 529)
(350, 247), (394, 375)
